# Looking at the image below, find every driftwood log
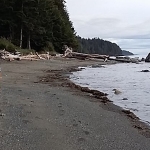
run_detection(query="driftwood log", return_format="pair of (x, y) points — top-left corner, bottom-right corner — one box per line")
(63, 47), (109, 61)
(70, 52), (109, 61)
(0, 49), (51, 61)
(63, 46), (142, 63)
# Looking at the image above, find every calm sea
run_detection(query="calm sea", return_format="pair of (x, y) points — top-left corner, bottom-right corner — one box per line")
(70, 54), (150, 125)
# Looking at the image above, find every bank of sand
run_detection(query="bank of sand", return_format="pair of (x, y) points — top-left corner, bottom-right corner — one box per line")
(0, 58), (150, 150)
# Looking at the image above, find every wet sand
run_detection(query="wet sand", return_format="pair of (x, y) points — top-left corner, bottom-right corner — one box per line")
(0, 58), (150, 150)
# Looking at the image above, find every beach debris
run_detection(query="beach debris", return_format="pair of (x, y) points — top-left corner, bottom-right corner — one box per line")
(145, 53), (150, 62)
(61, 81), (111, 103)
(42, 68), (112, 104)
(122, 109), (139, 120)
(133, 125), (143, 130)
(63, 45), (109, 62)
(113, 89), (122, 95)
(63, 45), (73, 57)
(0, 113), (5, 117)
(63, 45), (143, 63)
(0, 49), (21, 61)
(0, 49), (51, 61)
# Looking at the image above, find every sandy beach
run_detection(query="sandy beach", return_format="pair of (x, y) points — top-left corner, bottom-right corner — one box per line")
(0, 58), (150, 150)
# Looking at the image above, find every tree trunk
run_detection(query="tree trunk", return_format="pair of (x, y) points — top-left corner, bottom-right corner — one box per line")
(27, 33), (31, 50)
(20, 1), (24, 48)
(9, 26), (12, 42)
(19, 25), (23, 48)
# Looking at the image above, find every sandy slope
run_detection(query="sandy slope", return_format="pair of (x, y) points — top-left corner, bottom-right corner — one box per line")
(0, 58), (150, 150)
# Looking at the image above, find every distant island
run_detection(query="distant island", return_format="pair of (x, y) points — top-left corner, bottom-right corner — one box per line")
(76, 36), (133, 56)
(122, 50), (134, 56)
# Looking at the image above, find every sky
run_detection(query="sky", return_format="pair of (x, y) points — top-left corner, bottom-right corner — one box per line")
(65, 0), (150, 54)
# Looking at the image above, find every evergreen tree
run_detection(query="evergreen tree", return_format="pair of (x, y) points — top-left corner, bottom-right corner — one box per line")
(76, 36), (122, 56)
(0, 0), (78, 53)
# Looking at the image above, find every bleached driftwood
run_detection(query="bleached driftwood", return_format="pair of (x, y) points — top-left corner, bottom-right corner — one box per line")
(20, 57), (39, 61)
(0, 49), (51, 61)
(35, 52), (45, 60)
(64, 50), (109, 61)
(0, 49), (21, 61)
(64, 46), (73, 57)
(63, 45), (109, 61)
(39, 52), (50, 60)
(6, 54), (21, 61)
(63, 46), (142, 63)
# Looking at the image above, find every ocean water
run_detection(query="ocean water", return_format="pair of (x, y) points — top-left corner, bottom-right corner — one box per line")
(70, 56), (150, 125)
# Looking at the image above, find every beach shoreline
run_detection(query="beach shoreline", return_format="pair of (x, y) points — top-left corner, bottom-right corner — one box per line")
(0, 58), (150, 149)
(40, 58), (150, 136)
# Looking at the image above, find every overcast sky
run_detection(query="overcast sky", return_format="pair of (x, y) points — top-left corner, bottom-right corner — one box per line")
(66, 0), (150, 54)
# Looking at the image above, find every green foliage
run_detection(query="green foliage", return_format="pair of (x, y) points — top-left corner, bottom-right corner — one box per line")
(0, 0), (77, 53)
(17, 49), (35, 55)
(0, 38), (10, 50)
(42, 42), (55, 52)
(6, 44), (16, 52)
(0, 38), (16, 52)
(0, 43), (6, 50)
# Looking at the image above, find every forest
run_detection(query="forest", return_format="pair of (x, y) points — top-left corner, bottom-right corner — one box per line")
(0, 0), (132, 56)
(76, 37), (134, 56)
(0, 0), (77, 53)
(77, 37), (122, 56)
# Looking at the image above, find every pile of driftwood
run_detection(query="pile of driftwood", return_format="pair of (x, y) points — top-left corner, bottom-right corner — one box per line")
(63, 46), (109, 62)
(0, 49), (50, 61)
(0, 46), (144, 64)
(63, 46), (143, 63)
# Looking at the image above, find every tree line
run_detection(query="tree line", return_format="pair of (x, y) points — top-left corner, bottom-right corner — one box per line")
(0, 0), (131, 56)
(76, 36), (123, 56)
(0, 0), (78, 53)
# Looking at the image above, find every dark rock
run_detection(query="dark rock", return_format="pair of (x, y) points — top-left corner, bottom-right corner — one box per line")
(145, 53), (150, 62)
(122, 98), (128, 100)
(141, 58), (145, 61)
(141, 70), (149, 72)
(113, 89), (121, 94)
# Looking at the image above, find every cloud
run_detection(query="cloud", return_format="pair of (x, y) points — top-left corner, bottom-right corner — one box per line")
(72, 17), (150, 54)
(105, 38), (150, 54)
(66, 0), (150, 53)
(73, 17), (150, 39)
(72, 17), (121, 37)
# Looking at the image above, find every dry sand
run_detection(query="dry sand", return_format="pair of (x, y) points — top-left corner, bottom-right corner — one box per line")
(0, 58), (150, 150)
